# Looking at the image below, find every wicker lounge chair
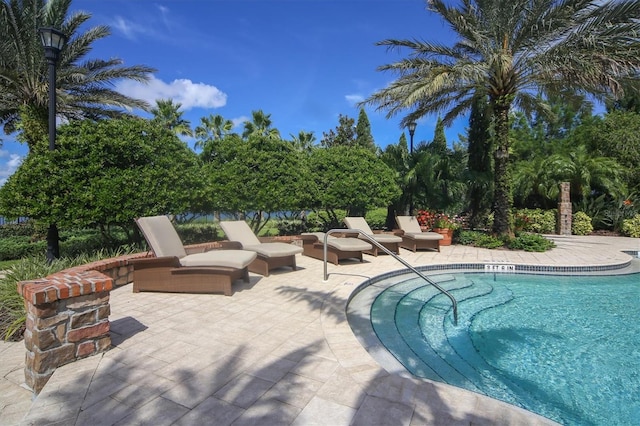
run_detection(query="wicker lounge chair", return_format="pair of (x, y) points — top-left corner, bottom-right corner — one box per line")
(219, 220), (303, 276)
(395, 215), (444, 252)
(300, 232), (373, 265)
(343, 216), (402, 256)
(131, 215), (257, 296)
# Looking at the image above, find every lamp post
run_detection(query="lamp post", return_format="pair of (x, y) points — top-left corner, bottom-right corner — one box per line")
(407, 121), (417, 215)
(407, 121), (417, 153)
(39, 27), (67, 261)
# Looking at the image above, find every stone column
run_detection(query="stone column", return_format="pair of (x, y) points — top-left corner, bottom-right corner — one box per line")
(557, 182), (572, 235)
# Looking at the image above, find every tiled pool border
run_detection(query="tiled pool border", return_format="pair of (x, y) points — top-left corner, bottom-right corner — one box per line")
(350, 257), (637, 301)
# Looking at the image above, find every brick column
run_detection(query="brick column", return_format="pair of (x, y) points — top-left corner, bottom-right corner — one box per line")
(557, 182), (572, 235)
(18, 270), (113, 393)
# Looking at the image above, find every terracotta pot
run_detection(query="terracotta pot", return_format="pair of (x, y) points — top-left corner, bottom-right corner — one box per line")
(432, 228), (453, 246)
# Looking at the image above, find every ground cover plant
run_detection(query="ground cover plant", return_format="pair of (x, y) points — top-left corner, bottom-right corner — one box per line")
(0, 248), (136, 341)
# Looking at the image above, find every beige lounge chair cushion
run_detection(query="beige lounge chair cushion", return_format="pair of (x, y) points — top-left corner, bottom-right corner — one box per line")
(180, 250), (257, 269)
(219, 220), (262, 246)
(396, 216), (444, 240)
(221, 220), (303, 257)
(136, 215), (188, 258)
(302, 232), (372, 251)
(136, 215), (258, 268)
(243, 243), (303, 257)
(404, 232), (444, 241)
(344, 217), (402, 243)
(396, 216), (422, 234)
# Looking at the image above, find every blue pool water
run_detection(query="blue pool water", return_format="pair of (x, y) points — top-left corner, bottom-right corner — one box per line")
(362, 271), (640, 425)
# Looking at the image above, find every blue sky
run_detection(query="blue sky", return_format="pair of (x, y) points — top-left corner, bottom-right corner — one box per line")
(1, 0), (468, 185)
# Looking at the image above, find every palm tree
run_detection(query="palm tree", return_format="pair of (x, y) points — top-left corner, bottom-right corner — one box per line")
(150, 99), (193, 137)
(194, 113), (234, 149)
(0, 0), (155, 150)
(289, 130), (316, 153)
(364, 0), (640, 237)
(242, 110), (280, 140)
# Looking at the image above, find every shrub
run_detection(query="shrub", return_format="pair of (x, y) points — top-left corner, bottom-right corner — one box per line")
(0, 221), (37, 238)
(473, 233), (505, 249)
(621, 214), (640, 238)
(572, 211), (593, 235)
(276, 220), (307, 236)
(175, 223), (220, 245)
(514, 209), (556, 233)
(365, 208), (388, 230)
(0, 237), (45, 261)
(456, 230), (503, 248)
(456, 230), (482, 245)
(508, 232), (555, 252)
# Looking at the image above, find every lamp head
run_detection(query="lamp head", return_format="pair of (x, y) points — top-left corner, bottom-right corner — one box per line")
(39, 27), (67, 62)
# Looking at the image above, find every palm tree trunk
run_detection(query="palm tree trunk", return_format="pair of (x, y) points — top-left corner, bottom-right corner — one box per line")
(491, 101), (513, 237)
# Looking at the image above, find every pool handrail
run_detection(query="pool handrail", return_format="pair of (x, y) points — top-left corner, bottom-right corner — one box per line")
(322, 228), (458, 325)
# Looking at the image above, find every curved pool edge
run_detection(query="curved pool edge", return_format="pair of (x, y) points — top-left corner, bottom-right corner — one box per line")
(338, 255), (639, 426)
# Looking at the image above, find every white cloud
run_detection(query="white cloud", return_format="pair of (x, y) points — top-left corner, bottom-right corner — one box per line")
(232, 116), (250, 129)
(116, 76), (228, 110)
(112, 16), (146, 40)
(345, 94), (364, 105)
(0, 151), (23, 186)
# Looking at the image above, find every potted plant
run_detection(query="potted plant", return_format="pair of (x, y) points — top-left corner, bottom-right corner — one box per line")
(432, 213), (457, 245)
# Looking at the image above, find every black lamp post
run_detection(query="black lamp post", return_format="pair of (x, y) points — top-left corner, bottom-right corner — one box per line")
(407, 121), (417, 153)
(39, 27), (67, 261)
(407, 121), (417, 215)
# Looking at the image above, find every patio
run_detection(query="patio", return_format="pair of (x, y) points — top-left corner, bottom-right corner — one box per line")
(2, 235), (638, 425)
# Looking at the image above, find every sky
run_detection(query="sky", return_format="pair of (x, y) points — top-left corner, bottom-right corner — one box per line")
(0, 0), (468, 185)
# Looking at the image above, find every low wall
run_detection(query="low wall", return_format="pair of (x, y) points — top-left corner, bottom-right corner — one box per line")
(16, 237), (300, 394)
(16, 253), (145, 393)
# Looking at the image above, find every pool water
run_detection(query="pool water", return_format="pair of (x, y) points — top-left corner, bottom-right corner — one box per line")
(364, 272), (640, 425)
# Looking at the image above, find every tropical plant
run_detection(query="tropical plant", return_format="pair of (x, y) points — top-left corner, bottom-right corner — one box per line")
(363, 0), (640, 238)
(150, 99), (193, 137)
(289, 130), (316, 154)
(572, 211), (594, 236)
(621, 214), (640, 238)
(194, 113), (235, 151)
(0, 0), (155, 150)
(242, 109), (280, 140)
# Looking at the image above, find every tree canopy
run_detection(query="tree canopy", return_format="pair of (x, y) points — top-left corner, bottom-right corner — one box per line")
(364, 0), (640, 237)
(0, 118), (203, 232)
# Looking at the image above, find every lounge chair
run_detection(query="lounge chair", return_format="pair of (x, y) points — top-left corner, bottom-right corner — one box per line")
(300, 232), (373, 265)
(131, 215), (257, 296)
(395, 215), (444, 252)
(219, 220), (303, 276)
(343, 216), (402, 256)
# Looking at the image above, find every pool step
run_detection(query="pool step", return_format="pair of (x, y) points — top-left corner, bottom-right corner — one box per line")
(372, 274), (526, 400)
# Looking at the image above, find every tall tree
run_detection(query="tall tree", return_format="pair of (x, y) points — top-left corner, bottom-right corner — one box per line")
(364, 0), (640, 237)
(150, 99), (193, 137)
(320, 114), (356, 147)
(429, 117), (447, 154)
(355, 108), (376, 151)
(466, 94), (493, 228)
(0, 0), (155, 150)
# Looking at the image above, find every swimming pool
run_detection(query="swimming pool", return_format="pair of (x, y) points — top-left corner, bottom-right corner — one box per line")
(347, 267), (640, 425)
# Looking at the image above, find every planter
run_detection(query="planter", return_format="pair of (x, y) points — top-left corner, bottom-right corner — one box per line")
(432, 228), (453, 246)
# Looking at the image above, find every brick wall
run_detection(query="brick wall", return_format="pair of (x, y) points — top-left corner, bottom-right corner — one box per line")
(16, 253), (145, 394)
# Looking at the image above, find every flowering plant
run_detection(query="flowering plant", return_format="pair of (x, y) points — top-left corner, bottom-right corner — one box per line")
(416, 210), (459, 229)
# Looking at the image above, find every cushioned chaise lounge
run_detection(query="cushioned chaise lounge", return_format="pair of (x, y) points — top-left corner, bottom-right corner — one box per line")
(343, 216), (402, 256)
(395, 215), (444, 252)
(300, 232), (373, 265)
(131, 215), (257, 296)
(219, 220), (303, 276)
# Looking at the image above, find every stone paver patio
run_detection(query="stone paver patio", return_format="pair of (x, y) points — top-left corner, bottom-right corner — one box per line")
(1, 235), (638, 425)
